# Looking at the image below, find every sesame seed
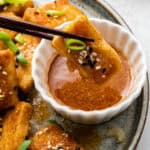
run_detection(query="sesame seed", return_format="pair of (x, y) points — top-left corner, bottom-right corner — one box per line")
(96, 58), (100, 62)
(68, 49), (71, 53)
(36, 131), (43, 135)
(2, 71), (7, 76)
(80, 50), (88, 58)
(47, 145), (51, 149)
(0, 66), (2, 70)
(0, 89), (2, 93)
(95, 65), (101, 70)
(91, 52), (97, 57)
(62, 133), (68, 138)
(78, 59), (84, 65)
(102, 75), (106, 78)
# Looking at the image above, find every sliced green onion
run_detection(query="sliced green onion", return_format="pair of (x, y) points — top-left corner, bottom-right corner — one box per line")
(16, 54), (28, 65)
(48, 119), (58, 125)
(0, 31), (11, 41)
(46, 10), (65, 17)
(0, 31), (20, 54)
(65, 38), (86, 51)
(15, 33), (26, 44)
(18, 140), (32, 150)
(0, 0), (5, 5)
(5, 40), (20, 54)
(4, 0), (28, 5)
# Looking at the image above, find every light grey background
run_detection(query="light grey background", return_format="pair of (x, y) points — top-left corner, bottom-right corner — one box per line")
(105, 0), (150, 149)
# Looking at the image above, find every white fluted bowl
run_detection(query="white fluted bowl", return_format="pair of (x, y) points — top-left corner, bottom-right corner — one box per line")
(32, 18), (147, 124)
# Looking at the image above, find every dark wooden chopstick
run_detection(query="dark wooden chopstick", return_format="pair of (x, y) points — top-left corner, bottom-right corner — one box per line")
(0, 16), (94, 42)
(0, 22), (53, 40)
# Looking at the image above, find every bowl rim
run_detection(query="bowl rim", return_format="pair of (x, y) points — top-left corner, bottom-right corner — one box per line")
(32, 18), (147, 120)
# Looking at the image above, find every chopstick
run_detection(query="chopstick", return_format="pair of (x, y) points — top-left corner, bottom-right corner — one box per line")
(0, 16), (94, 42)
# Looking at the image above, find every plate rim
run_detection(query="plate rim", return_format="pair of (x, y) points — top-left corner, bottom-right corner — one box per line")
(93, 0), (149, 149)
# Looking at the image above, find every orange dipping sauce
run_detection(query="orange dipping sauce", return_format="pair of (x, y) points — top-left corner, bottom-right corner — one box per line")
(48, 50), (131, 111)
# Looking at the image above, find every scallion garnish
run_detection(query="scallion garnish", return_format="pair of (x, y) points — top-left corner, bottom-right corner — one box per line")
(0, 31), (11, 41)
(46, 10), (65, 17)
(15, 33), (26, 44)
(18, 140), (31, 150)
(16, 53), (28, 65)
(0, 31), (20, 54)
(65, 38), (86, 51)
(4, 0), (28, 5)
(5, 40), (20, 54)
(0, 0), (5, 5)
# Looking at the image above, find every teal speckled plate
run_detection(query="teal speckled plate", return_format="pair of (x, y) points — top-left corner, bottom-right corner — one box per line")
(31, 0), (149, 149)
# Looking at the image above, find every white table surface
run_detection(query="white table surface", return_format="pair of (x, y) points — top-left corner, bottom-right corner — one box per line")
(105, 0), (150, 149)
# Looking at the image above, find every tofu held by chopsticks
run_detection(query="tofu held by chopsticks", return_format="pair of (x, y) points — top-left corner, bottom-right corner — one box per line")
(52, 15), (121, 83)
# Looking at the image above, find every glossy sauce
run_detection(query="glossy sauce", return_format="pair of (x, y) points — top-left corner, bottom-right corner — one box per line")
(48, 51), (131, 111)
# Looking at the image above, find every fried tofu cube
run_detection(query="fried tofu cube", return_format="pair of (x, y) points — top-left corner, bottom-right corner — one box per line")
(30, 124), (84, 150)
(52, 15), (121, 83)
(0, 102), (32, 150)
(23, 0), (84, 28)
(0, 50), (18, 110)
(16, 34), (40, 92)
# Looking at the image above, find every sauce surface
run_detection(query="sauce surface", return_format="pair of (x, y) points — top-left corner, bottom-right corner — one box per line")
(48, 51), (131, 111)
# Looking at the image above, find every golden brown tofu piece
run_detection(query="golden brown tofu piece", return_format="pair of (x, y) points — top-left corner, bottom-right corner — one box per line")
(0, 12), (22, 50)
(23, 0), (84, 28)
(16, 34), (40, 92)
(0, 102), (32, 150)
(2, 0), (33, 16)
(52, 15), (121, 83)
(30, 125), (84, 150)
(0, 50), (18, 110)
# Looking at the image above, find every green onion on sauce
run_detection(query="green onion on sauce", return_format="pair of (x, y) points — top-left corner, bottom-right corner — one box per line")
(65, 38), (86, 51)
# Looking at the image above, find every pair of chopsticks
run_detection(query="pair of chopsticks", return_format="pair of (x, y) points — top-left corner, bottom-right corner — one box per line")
(0, 16), (94, 42)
